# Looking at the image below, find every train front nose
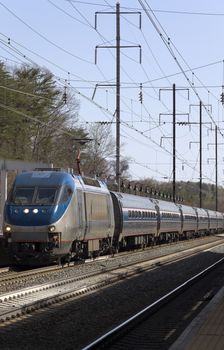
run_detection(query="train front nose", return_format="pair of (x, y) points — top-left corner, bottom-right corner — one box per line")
(3, 222), (60, 265)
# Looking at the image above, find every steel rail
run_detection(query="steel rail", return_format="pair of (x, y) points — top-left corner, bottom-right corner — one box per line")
(0, 239), (223, 324)
(82, 256), (224, 350)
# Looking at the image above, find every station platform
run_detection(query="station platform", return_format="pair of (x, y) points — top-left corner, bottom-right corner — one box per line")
(170, 285), (224, 350)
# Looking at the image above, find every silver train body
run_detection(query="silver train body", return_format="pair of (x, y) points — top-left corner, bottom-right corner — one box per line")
(2, 170), (224, 265)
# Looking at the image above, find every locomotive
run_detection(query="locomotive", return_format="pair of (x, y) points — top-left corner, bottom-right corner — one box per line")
(2, 168), (224, 266)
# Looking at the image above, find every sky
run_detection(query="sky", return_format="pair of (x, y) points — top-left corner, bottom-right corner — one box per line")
(1, 0), (224, 186)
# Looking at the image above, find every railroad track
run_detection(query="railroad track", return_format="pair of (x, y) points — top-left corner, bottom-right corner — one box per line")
(82, 256), (224, 349)
(0, 267), (9, 275)
(0, 264), (65, 284)
(0, 237), (224, 325)
(0, 235), (221, 287)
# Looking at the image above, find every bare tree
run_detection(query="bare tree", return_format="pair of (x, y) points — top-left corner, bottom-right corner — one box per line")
(82, 123), (115, 177)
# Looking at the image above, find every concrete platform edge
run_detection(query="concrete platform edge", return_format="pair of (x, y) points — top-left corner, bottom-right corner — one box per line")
(169, 285), (224, 349)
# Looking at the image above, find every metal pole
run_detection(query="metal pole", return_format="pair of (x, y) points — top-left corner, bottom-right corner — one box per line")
(116, 2), (121, 192)
(199, 101), (202, 208)
(215, 125), (218, 211)
(173, 83), (176, 202)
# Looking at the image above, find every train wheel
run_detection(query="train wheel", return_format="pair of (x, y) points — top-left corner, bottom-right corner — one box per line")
(59, 253), (72, 267)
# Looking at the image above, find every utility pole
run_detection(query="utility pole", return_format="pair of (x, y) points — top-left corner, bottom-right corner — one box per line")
(215, 125), (218, 211)
(116, 2), (121, 192)
(172, 84), (176, 203)
(207, 126), (224, 211)
(207, 128), (218, 211)
(199, 101), (202, 208)
(94, 3), (141, 191)
(159, 85), (189, 202)
(189, 102), (212, 208)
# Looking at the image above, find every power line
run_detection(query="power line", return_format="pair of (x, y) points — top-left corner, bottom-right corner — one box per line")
(0, 84), (53, 100)
(0, 1), (93, 64)
(67, 1), (224, 16)
(138, 0), (224, 138)
(1, 1), (222, 185)
(0, 102), (73, 136)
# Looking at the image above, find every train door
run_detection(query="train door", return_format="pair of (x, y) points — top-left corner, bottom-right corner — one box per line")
(154, 204), (160, 237)
(178, 206), (184, 235)
(76, 189), (86, 239)
(110, 192), (122, 249)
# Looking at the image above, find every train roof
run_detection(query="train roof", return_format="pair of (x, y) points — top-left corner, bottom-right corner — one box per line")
(13, 171), (110, 194)
(13, 171), (74, 187)
(206, 209), (220, 218)
(111, 191), (156, 210)
(194, 207), (209, 217)
(177, 203), (196, 215)
(152, 198), (180, 212)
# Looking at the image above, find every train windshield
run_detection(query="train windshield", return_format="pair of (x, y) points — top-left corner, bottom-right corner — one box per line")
(12, 187), (35, 205)
(10, 187), (57, 205)
(35, 187), (57, 205)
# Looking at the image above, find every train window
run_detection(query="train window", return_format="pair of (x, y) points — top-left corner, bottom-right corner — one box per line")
(58, 186), (73, 204)
(35, 187), (57, 205)
(12, 187), (35, 205)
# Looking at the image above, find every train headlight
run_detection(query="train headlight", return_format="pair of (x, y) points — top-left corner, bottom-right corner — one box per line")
(23, 208), (29, 214)
(48, 225), (56, 232)
(33, 208), (39, 214)
(5, 225), (11, 233)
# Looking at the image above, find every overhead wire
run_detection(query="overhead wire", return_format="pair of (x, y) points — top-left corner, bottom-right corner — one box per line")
(102, 0), (178, 160)
(0, 33), (97, 85)
(137, 0), (224, 185)
(67, 2), (224, 17)
(0, 0), (220, 183)
(0, 102), (74, 136)
(0, 1), (93, 65)
(0, 85), (53, 101)
(138, 0), (224, 136)
(1, 35), (213, 183)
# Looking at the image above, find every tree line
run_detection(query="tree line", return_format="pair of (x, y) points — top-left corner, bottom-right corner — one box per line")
(115, 179), (224, 211)
(0, 62), (129, 179)
(1, 62), (223, 211)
